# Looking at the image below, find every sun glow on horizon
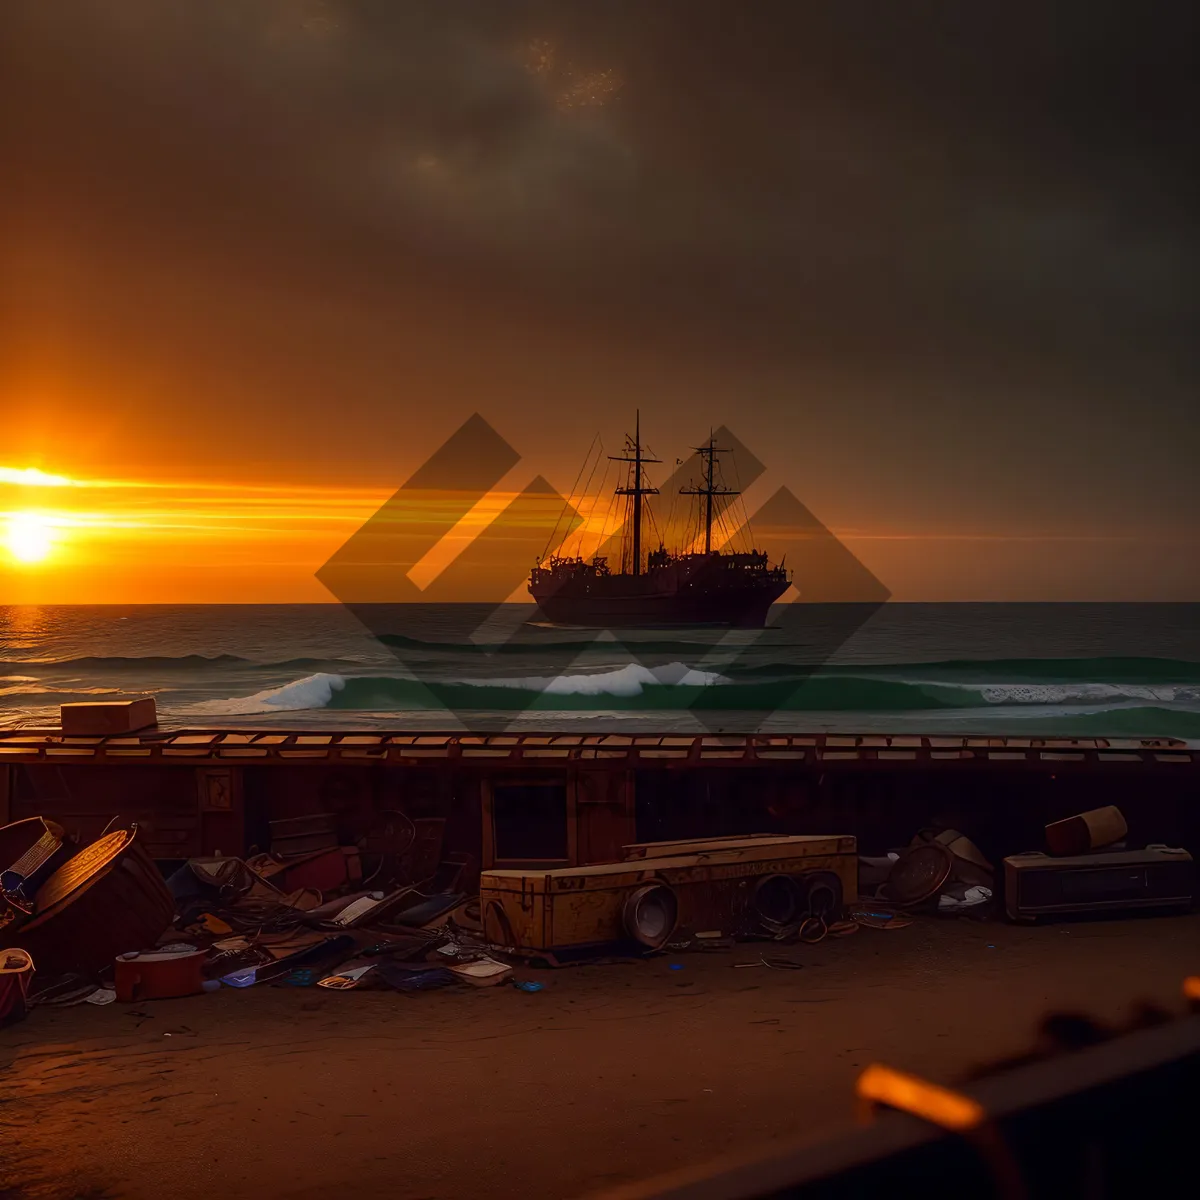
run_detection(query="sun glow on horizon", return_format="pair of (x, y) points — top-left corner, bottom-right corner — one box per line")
(5, 512), (56, 565)
(0, 466), (78, 488)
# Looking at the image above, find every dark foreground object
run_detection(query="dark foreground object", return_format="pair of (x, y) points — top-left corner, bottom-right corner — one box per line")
(604, 1011), (1200, 1200)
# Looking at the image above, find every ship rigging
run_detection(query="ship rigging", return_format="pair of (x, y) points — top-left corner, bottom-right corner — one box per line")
(529, 415), (790, 628)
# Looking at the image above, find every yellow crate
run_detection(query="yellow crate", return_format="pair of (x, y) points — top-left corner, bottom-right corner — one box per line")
(480, 834), (857, 954)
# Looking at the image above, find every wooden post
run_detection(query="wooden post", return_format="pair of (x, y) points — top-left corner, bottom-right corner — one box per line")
(480, 778), (496, 871)
(566, 775), (579, 867)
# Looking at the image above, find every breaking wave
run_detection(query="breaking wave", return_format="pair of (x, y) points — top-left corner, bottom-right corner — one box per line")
(180, 663), (1200, 720)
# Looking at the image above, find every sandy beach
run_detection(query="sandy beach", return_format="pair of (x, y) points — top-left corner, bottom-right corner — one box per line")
(3, 912), (1197, 1200)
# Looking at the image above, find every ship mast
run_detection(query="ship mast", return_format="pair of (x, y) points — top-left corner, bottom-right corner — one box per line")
(680, 432), (739, 555)
(610, 410), (660, 575)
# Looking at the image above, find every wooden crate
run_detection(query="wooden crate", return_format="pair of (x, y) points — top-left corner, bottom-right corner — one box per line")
(480, 834), (856, 954)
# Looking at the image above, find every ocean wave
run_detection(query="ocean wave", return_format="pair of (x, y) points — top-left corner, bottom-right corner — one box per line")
(173, 665), (1200, 718)
(460, 662), (729, 695)
(186, 673), (349, 715)
(0, 654), (372, 673)
(0, 653), (251, 669)
(726, 656), (1200, 684)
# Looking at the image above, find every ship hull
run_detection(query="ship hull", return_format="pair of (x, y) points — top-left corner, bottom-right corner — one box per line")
(529, 580), (787, 629)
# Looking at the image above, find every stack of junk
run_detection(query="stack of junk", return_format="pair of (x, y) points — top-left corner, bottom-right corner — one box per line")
(857, 805), (1195, 925)
(0, 802), (1194, 1020)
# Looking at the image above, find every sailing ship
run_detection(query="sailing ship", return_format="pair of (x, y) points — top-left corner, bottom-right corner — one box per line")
(528, 415), (791, 627)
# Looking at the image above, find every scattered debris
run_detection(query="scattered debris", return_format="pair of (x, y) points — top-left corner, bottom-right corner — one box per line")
(0, 947), (35, 1026)
(938, 886), (993, 912)
(1045, 805), (1128, 857)
(318, 965), (376, 990)
(446, 956), (513, 987)
(848, 906), (913, 931)
(5, 798), (1187, 1022)
(115, 947), (207, 1002)
(3, 826), (175, 976)
(0, 817), (71, 913)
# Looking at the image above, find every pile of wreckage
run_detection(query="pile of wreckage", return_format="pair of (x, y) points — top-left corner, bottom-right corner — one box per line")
(862, 804), (1194, 923)
(0, 814), (517, 1022)
(0, 803), (1193, 1026)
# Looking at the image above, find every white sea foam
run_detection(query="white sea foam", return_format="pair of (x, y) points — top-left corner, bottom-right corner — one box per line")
(182, 662), (730, 714)
(973, 682), (1198, 706)
(460, 661), (730, 696)
(176, 667), (1200, 718)
(185, 672), (348, 715)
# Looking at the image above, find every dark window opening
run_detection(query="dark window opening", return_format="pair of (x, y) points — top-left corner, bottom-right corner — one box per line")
(493, 785), (568, 862)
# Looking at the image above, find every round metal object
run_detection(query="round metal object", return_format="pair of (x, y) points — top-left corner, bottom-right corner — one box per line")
(803, 877), (840, 921)
(885, 842), (954, 906)
(752, 874), (802, 927)
(19, 828), (175, 976)
(622, 883), (678, 949)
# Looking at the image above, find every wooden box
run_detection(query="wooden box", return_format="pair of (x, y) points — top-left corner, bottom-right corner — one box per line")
(1004, 846), (1194, 921)
(481, 834), (857, 955)
(60, 698), (158, 736)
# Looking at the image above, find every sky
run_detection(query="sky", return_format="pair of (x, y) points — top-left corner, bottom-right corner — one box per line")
(2, 1), (1198, 603)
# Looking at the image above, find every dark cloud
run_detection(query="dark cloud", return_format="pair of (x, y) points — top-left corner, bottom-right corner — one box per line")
(6, 2), (1196, 346)
(2, 1), (1198, 556)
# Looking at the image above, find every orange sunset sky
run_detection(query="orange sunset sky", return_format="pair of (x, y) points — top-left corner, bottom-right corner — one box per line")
(2, 428), (1197, 605)
(3, 4), (1198, 606)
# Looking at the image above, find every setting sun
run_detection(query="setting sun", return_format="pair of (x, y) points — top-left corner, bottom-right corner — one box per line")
(6, 512), (55, 564)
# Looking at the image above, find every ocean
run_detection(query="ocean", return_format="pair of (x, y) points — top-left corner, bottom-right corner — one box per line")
(3, 603), (1200, 739)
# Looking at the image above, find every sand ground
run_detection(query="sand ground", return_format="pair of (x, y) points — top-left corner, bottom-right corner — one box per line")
(2, 912), (1198, 1200)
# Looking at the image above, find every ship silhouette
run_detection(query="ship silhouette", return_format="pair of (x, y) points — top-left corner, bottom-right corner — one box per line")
(529, 415), (791, 628)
